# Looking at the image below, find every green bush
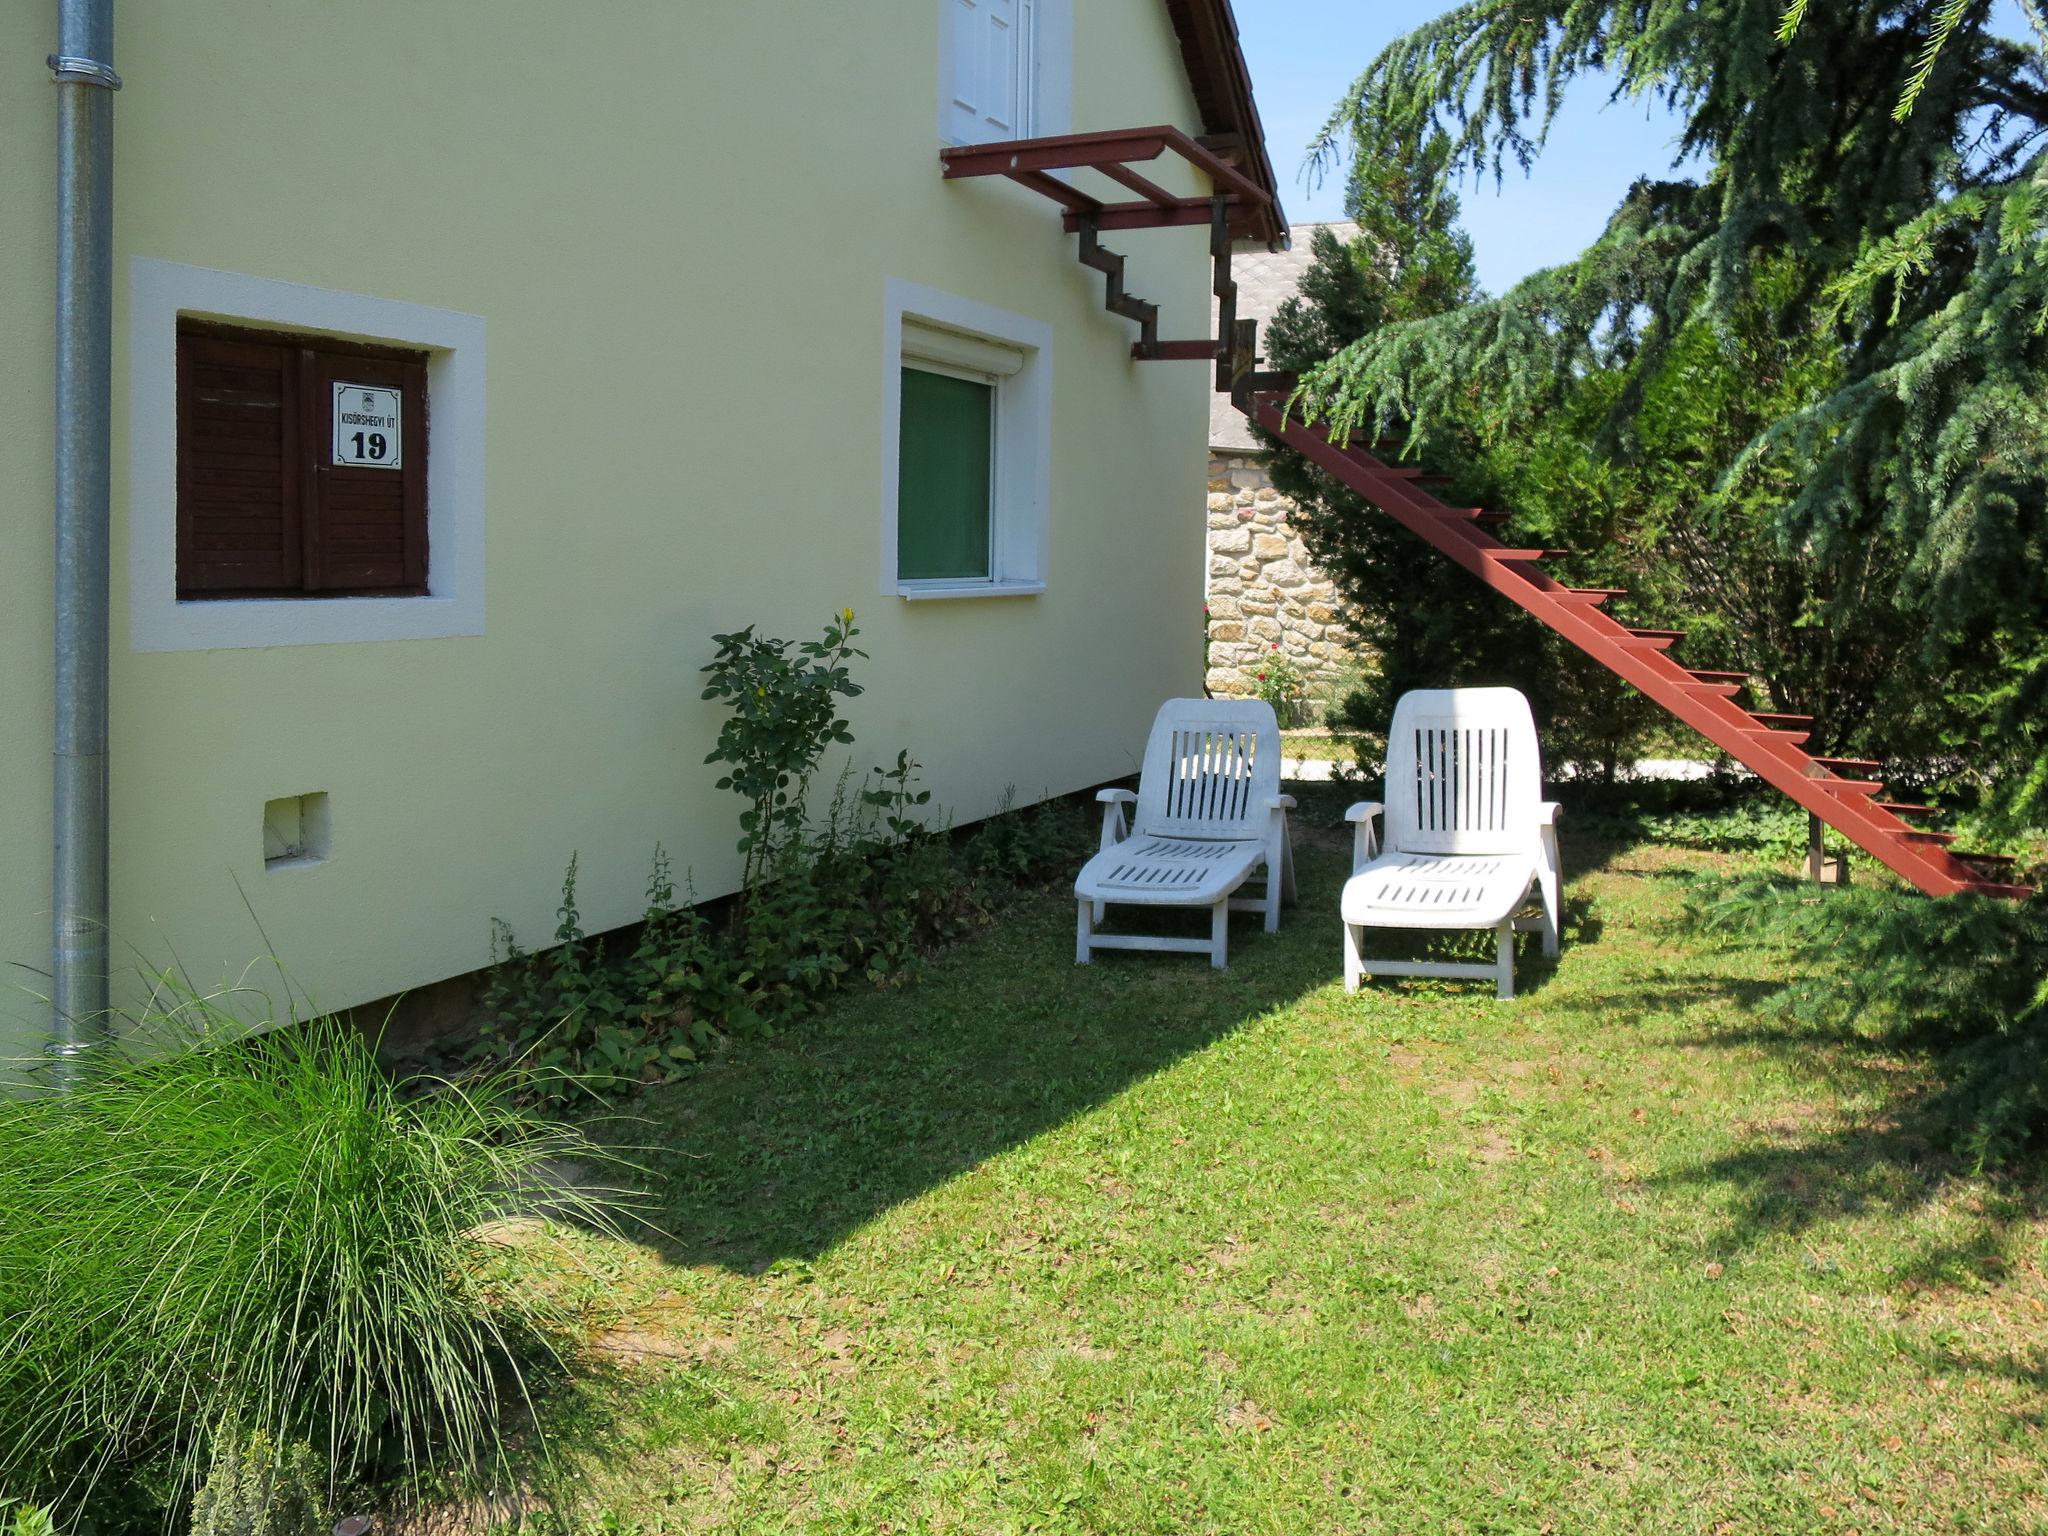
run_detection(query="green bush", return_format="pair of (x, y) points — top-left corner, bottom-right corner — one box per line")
(189, 1431), (325, 1536)
(1693, 875), (2048, 1166)
(0, 1010), (622, 1519)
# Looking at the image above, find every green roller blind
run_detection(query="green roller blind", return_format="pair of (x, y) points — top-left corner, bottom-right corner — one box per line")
(898, 366), (994, 582)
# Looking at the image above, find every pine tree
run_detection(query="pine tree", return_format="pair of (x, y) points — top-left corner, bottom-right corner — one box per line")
(1262, 132), (1665, 775)
(1287, 0), (2048, 816)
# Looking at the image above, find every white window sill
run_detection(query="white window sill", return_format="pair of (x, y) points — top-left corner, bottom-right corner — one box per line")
(898, 580), (1046, 602)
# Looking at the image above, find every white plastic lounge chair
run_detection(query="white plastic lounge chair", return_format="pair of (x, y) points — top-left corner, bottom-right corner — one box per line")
(1075, 698), (1295, 969)
(1342, 687), (1562, 1000)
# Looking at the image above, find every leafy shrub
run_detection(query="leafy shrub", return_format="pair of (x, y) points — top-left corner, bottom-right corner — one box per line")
(1692, 875), (2048, 1166)
(482, 848), (738, 1087)
(474, 612), (1091, 1096)
(189, 1431), (325, 1536)
(700, 610), (865, 890)
(0, 1502), (56, 1536)
(1253, 645), (1308, 727)
(0, 1009), (622, 1519)
(960, 788), (1093, 890)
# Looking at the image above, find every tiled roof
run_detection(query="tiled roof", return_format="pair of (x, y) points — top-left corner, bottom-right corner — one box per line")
(1209, 220), (1359, 452)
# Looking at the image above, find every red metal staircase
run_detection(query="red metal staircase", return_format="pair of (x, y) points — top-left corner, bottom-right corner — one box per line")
(940, 129), (2032, 900)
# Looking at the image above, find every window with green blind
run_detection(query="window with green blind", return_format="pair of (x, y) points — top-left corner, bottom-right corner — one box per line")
(897, 365), (995, 582)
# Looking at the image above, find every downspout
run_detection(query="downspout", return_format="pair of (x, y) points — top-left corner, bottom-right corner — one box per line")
(48, 0), (118, 1083)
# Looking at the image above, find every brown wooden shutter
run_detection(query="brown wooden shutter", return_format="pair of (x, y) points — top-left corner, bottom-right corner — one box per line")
(176, 327), (301, 596)
(177, 323), (428, 599)
(306, 348), (428, 595)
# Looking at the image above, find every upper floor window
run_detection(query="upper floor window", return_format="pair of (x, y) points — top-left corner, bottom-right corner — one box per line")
(176, 320), (428, 600)
(940, 0), (1040, 145)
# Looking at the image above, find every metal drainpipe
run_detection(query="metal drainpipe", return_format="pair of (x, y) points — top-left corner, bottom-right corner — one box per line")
(48, 0), (119, 1084)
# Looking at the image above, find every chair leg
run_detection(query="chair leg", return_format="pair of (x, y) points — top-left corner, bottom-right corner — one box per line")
(1343, 921), (1363, 993)
(1281, 827), (1298, 903)
(1495, 919), (1515, 1000)
(1076, 899), (1093, 965)
(1210, 900), (1230, 969)
(1093, 900), (1107, 925)
(1263, 858), (1282, 933)
(1539, 871), (1561, 959)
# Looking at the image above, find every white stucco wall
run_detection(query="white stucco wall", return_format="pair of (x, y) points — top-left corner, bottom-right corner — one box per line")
(0, 1), (1219, 1058)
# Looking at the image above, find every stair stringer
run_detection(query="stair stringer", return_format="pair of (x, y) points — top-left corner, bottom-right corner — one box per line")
(1248, 393), (2023, 899)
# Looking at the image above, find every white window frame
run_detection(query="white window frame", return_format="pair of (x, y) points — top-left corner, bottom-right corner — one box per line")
(937, 0), (1073, 147)
(129, 258), (486, 652)
(882, 278), (1052, 601)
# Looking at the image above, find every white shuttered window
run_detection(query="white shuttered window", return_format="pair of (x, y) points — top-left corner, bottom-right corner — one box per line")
(942, 0), (1038, 145)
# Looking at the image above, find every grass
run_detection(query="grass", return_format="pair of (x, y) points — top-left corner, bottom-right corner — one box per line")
(0, 1012), (623, 1522)
(522, 784), (2044, 1533)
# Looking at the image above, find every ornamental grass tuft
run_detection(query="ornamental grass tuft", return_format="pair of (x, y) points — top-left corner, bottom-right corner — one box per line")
(0, 996), (627, 1521)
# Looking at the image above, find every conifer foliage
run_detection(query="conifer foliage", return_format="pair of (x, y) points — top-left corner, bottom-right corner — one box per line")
(1289, 0), (2048, 812)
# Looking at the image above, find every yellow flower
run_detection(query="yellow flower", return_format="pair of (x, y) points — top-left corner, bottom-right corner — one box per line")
(842, 607), (856, 624)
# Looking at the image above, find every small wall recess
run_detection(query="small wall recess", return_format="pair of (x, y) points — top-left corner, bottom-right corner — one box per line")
(263, 792), (330, 870)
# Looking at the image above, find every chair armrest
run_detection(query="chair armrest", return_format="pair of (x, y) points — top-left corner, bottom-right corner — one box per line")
(1265, 794), (1297, 812)
(1539, 801), (1563, 824)
(1095, 789), (1134, 853)
(1345, 801), (1383, 871)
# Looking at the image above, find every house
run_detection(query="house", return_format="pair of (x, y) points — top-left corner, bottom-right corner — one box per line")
(1203, 221), (1366, 702)
(2, 1), (1284, 1059)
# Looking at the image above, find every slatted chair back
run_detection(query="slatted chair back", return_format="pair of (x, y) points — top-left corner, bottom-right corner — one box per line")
(1135, 698), (1282, 841)
(1384, 688), (1543, 857)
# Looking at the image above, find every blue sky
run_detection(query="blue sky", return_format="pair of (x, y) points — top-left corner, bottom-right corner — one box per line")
(1234, 0), (2038, 295)
(1234, 0), (1701, 295)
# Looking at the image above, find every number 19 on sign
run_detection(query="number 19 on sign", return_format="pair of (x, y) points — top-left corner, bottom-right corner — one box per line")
(332, 382), (404, 468)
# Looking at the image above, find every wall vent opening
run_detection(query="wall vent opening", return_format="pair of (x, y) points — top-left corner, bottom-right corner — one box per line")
(263, 793), (330, 870)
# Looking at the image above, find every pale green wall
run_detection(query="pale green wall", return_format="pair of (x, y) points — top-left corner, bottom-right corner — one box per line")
(0, 1), (1218, 1057)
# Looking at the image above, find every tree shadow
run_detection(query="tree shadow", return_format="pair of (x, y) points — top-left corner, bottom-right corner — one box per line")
(1646, 1016), (2047, 1265)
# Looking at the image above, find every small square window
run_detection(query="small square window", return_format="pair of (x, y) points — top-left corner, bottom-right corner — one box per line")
(263, 793), (330, 870)
(177, 321), (429, 601)
(898, 366), (996, 581)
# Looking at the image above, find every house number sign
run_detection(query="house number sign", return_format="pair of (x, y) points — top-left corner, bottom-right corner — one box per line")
(332, 383), (403, 468)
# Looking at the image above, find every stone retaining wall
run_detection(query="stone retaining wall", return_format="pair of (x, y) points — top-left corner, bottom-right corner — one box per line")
(1204, 451), (1363, 699)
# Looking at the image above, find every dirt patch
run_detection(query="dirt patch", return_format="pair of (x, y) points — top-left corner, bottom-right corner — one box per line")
(1472, 1130), (1516, 1164)
(591, 1326), (739, 1367)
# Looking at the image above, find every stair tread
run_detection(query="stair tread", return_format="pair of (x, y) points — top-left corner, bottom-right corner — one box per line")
(1876, 801), (1942, 818)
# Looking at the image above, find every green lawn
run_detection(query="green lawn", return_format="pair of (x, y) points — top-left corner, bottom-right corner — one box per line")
(546, 786), (2047, 1534)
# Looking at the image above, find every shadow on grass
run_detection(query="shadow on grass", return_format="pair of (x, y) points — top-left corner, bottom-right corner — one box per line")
(1643, 994), (2047, 1283)
(630, 783), (1584, 1273)
(631, 825), (1348, 1273)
